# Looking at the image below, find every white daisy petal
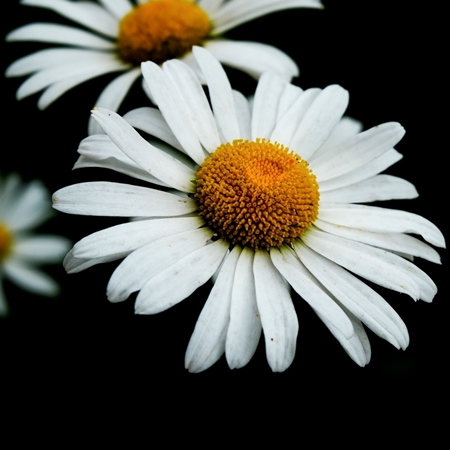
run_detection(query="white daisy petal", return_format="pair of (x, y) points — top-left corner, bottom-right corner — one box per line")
(192, 46), (240, 142)
(319, 203), (446, 248)
(75, 135), (169, 186)
(346, 313), (371, 364)
(73, 216), (204, 260)
(98, 0), (134, 20)
(290, 85), (349, 161)
(5, 48), (115, 77)
(316, 309), (370, 367)
(301, 228), (436, 302)
(271, 87), (320, 146)
(52, 182), (197, 217)
(16, 58), (128, 102)
(6, 180), (52, 232)
(270, 246), (354, 339)
(0, 175), (66, 312)
(14, 235), (71, 264)
(185, 245), (241, 373)
(310, 122), (406, 182)
(226, 247), (262, 370)
(314, 219), (442, 264)
(204, 39), (298, 80)
(294, 241), (409, 349)
(198, 0), (225, 15)
(63, 249), (123, 274)
(276, 83), (304, 122)
(251, 72), (287, 140)
(88, 67), (141, 135)
(91, 108), (196, 192)
(37, 64), (132, 110)
(21, 0), (119, 38)
(141, 61), (205, 164)
(75, 157), (170, 189)
(3, 259), (59, 297)
(318, 149), (403, 191)
(107, 227), (214, 303)
(211, 0), (323, 35)
(232, 90), (252, 141)
(253, 251), (298, 372)
(0, 174), (22, 217)
(162, 59), (221, 152)
(123, 107), (185, 153)
(320, 174), (418, 203)
(135, 239), (228, 314)
(310, 116), (364, 161)
(6, 23), (115, 49)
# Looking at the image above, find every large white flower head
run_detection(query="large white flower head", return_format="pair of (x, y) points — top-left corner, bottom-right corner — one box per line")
(53, 47), (445, 372)
(0, 173), (71, 316)
(5, 0), (323, 134)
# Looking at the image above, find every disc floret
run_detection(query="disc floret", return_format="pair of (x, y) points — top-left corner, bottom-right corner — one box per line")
(0, 223), (13, 263)
(118, 0), (211, 64)
(195, 139), (320, 250)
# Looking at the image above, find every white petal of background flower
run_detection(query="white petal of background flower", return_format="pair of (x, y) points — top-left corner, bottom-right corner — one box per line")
(0, 175), (71, 315)
(98, 0), (133, 20)
(21, 0), (119, 37)
(4, 259), (59, 296)
(210, 0), (323, 35)
(204, 40), (298, 80)
(7, 23), (115, 48)
(6, 0), (321, 132)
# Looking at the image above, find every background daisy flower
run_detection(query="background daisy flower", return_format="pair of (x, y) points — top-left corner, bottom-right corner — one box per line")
(0, 173), (71, 316)
(52, 48), (445, 372)
(5, 0), (323, 134)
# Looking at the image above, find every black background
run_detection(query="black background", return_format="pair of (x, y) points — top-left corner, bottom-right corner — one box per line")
(1, 0), (447, 407)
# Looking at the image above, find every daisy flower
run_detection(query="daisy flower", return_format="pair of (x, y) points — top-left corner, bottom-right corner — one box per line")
(0, 173), (71, 316)
(53, 48), (445, 372)
(5, 0), (323, 134)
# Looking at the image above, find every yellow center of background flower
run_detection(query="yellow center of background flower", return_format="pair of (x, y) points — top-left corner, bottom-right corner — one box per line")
(118, 0), (211, 64)
(195, 139), (320, 250)
(0, 223), (13, 263)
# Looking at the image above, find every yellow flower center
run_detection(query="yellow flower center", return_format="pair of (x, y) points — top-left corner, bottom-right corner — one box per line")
(118, 0), (211, 64)
(0, 222), (13, 263)
(195, 139), (320, 250)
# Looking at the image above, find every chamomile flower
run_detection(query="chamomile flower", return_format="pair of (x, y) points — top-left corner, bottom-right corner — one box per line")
(53, 47), (445, 372)
(6, 0), (323, 134)
(0, 173), (71, 316)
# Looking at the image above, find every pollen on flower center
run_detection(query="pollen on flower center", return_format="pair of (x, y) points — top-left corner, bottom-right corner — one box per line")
(0, 223), (13, 263)
(118, 0), (211, 64)
(195, 139), (320, 250)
